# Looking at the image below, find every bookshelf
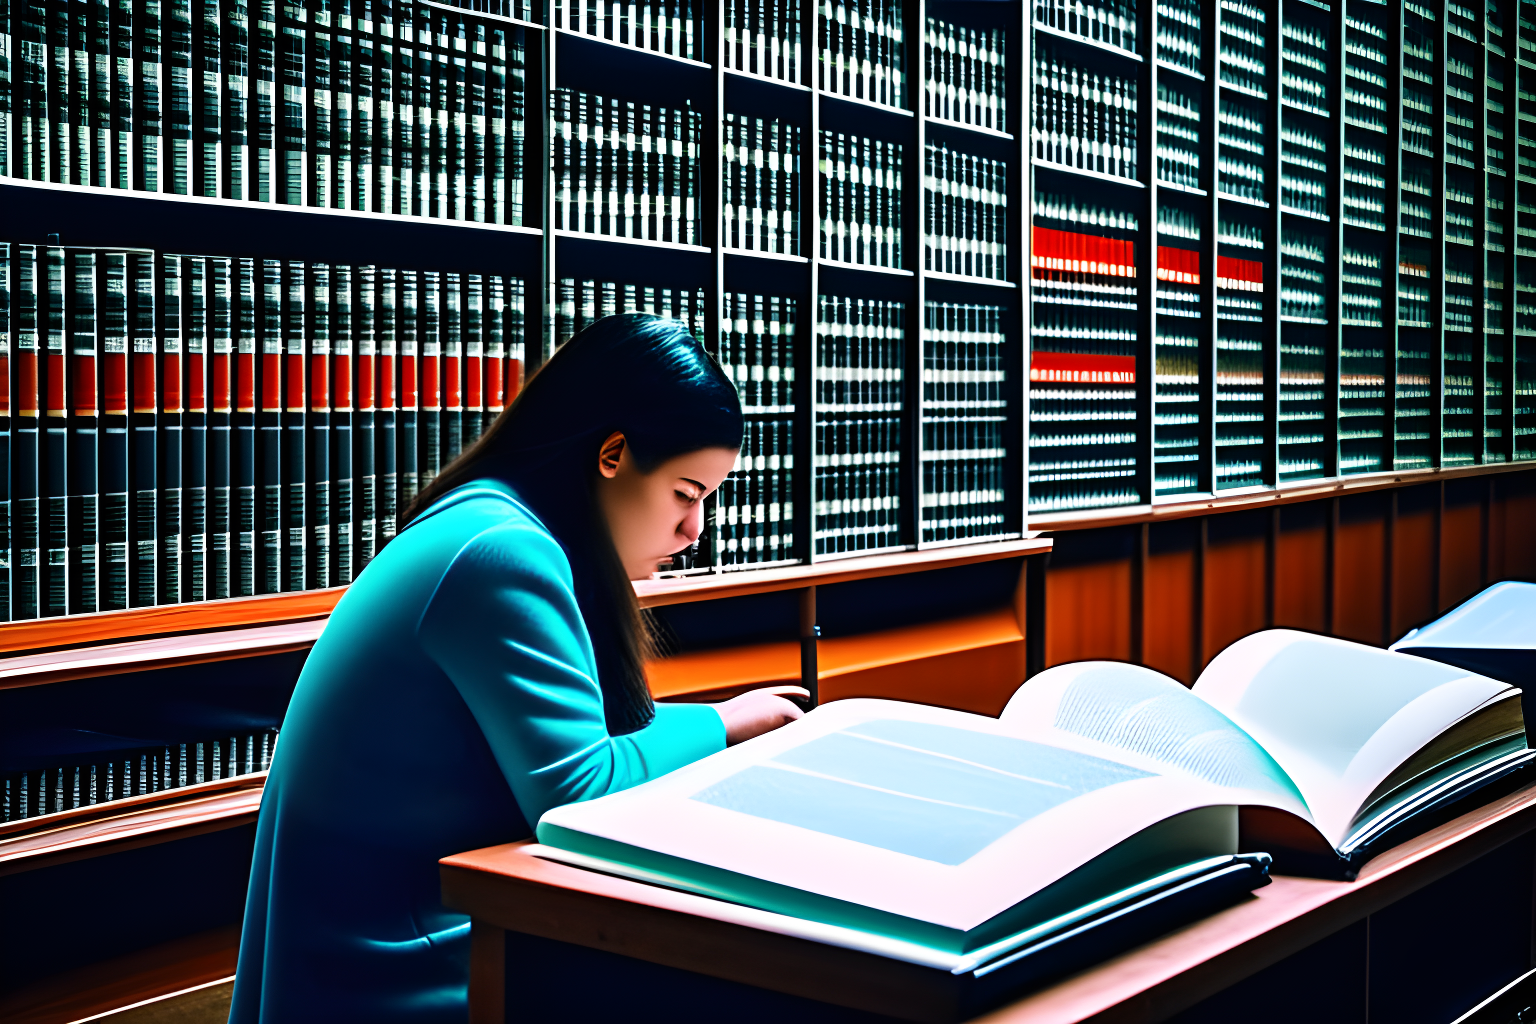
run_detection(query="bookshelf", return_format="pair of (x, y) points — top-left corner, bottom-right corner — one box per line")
(0, 0), (1532, 626)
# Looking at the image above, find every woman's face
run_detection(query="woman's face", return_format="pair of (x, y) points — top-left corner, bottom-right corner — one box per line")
(595, 433), (739, 580)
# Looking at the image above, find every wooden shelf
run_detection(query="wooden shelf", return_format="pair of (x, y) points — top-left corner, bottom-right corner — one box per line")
(1031, 460), (1536, 532)
(0, 776), (264, 877)
(635, 538), (1051, 607)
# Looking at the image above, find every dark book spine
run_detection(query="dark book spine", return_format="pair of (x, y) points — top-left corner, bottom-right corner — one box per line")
(99, 252), (131, 611)
(233, 257), (257, 595)
(128, 250), (157, 606)
(207, 256), (232, 599)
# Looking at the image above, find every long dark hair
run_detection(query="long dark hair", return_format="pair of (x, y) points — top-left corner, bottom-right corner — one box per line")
(401, 314), (743, 734)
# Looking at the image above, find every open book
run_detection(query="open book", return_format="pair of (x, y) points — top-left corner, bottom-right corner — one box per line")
(535, 631), (1528, 965)
(1001, 629), (1531, 877)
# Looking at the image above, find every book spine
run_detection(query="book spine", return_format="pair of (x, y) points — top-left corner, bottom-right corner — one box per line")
(207, 256), (231, 599)
(65, 250), (100, 613)
(463, 273), (483, 447)
(96, 251), (129, 610)
(222, 0), (249, 199)
(233, 256), (256, 595)
(307, 262), (331, 588)
(250, 0), (274, 201)
(157, 253), (183, 604)
(195, 0), (221, 197)
(397, 267), (418, 507)
(183, 255), (207, 603)
(280, 259), (305, 591)
(377, 265), (398, 541)
(356, 264), (377, 568)
(332, 262), (353, 582)
(256, 258), (280, 593)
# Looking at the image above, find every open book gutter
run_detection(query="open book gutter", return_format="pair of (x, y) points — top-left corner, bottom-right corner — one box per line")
(1337, 748), (1536, 871)
(531, 844), (1270, 982)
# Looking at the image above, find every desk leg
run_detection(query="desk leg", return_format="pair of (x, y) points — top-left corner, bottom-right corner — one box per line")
(469, 920), (505, 1024)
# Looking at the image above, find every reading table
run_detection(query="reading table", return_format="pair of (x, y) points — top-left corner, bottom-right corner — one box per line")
(441, 780), (1536, 1023)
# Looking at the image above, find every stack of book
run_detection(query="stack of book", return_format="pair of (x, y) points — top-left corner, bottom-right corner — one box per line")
(0, 241), (526, 619)
(725, 0), (802, 82)
(817, 0), (903, 108)
(921, 302), (1008, 545)
(552, 89), (703, 246)
(923, 17), (1006, 132)
(5, 0), (529, 223)
(552, 0), (705, 61)
(924, 141), (1007, 282)
(722, 114), (802, 256)
(818, 131), (903, 269)
(1030, 46), (1138, 182)
(710, 292), (798, 568)
(3, 730), (279, 823)
(553, 279), (707, 348)
(1028, 214), (1139, 513)
(814, 295), (904, 556)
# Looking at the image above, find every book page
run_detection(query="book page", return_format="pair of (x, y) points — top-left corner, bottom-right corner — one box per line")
(536, 699), (1238, 950)
(1192, 630), (1517, 846)
(999, 661), (1311, 820)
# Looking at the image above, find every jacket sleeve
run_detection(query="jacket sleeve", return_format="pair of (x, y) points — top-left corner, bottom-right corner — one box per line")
(417, 518), (725, 827)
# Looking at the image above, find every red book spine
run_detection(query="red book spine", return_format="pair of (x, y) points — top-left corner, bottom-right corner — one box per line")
(262, 351), (283, 411)
(132, 347), (156, 414)
(357, 347), (375, 411)
(0, 352), (11, 415)
(311, 350), (330, 412)
(187, 351), (206, 413)
(486, 357), (505, 412)
(401, 349), (418, 411)
(237, 351), (256, 412)
(75, 351), (98, 414)
(1029, 352), (1137, 384)
(465, 346), (482, 413)
(104, 338), (128, 415)
(17, 346), (39, 417)
(381, 349), (396, 411)
(333, 351), (351, 412)
(46, 349), (67, 417)
(442, 349), (460, 411)
(212, 346), (231, 413)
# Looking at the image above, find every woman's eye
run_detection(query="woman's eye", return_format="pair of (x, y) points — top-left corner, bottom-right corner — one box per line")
(676, 490), (698, 504)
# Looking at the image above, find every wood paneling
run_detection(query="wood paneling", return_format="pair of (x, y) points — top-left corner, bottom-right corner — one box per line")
(1143, 544), (1197, 684)
(645, 641), (801, 701)
(1273, 510), (1327, 634)
(1441, 484), (1488, 611)
(1334, 497), (1387, 645)
(1495, 474), (1536, 580)
(1044, 559), (1132, 669)
(1202, 516), (1267, 669)
(0, 926), (237, 1024)
(1390, 488), (1439, 639)
(817, 608), (1029, 716)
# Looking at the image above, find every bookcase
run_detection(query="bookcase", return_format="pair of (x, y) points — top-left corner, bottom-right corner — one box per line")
(1, 0), (1534, 624)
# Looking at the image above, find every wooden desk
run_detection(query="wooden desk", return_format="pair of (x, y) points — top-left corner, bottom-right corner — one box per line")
(441, 782), (1536, 1024)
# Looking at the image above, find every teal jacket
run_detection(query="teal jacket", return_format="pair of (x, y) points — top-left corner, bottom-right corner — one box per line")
(229, 480), (726, 1023)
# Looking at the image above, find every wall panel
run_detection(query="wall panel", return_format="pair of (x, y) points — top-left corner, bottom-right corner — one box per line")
(1391, 485), (1439, 639)
(1274, 503), (1327, 634)
(1144, 520), (1199, 684)
(1333, 495), (1388, 645)
(1202, 512), (1268, 669)
(1440, 479), (1488, 611)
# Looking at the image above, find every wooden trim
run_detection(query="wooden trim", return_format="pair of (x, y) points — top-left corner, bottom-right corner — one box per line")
(1030, 461), (1536, 533)
(0, 588), (343, 656)
(0, 772), (267, 840)
(440, 781), (1536, 1024)
(635, 539), (1054, 608)
(0, 779), (263, 877)
(0, 926), (239, 1024)
(0, 621), (325, 690)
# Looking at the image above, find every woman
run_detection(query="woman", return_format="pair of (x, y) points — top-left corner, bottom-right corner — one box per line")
(229, 315), (804, 1023)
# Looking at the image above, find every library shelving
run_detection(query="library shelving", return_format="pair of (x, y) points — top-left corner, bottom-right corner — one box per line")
(0, 0), (1533, 626)
(1028, 0), (1536, 516)
(0, 0), (1031, 625)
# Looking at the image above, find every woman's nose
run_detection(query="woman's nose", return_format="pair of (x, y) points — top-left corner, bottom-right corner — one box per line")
(678, 501), (705, 545)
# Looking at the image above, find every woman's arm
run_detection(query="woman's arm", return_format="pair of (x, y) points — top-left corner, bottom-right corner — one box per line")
(418, 519), (725, 826)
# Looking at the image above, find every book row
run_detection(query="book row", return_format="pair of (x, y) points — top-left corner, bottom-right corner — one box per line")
(4, 0), (529, 223)
(818, 131), (903, 269)
(723, 115), (802, 256)
(1032, 0), (1135, 54)
(551, 0), (705, 61)
(923, 141), (1008, 282)
(551, 89), (703, 244)
(817, 0), (904, 108)
(553, 277), (708, 349)
(814, 295), (904, 555)
(0, 242), (527, 620)
(2, 730), (279, 822)
(923, 17), (1007, 132)
(1031, 49), (1138, 182)
(725, 0), (802, 82)
(921, 302), (1008, 545)
(710, 291), (799, 568)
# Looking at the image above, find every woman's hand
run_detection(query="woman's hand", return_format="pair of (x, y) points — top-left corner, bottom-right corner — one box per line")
(716, 688), (807, 746)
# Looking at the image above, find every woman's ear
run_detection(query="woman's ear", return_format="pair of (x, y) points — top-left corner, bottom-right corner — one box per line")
(597, 432), (626, 479)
